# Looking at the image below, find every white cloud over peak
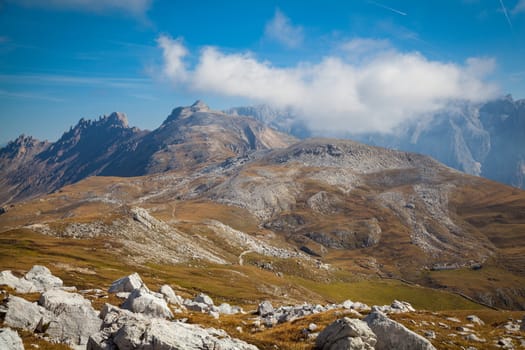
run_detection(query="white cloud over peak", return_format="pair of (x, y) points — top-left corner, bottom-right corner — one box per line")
(9, 0), (152, 17)
(264, 10), (304, 48)
(157, 35), (499, 134)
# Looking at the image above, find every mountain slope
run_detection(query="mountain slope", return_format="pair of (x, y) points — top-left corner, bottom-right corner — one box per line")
(2, 137), (524, 309)
(0, 101), (295, 205)
(229, 96), (525, 189)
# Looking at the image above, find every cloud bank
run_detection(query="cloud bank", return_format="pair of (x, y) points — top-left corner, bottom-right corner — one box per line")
(10, 0), (152, 17)
(157, 35), (498, 134)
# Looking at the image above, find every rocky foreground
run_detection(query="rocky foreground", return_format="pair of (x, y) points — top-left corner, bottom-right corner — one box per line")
(0, 266), (524, 350)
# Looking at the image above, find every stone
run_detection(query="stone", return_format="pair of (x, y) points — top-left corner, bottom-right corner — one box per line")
(217, 302), (234, 315)
(364, 311), (436, 350)
(0, 328), (24, 350)
(38, 289), (102, 346)
(3, 295), (50, 332)
(193, 292), (214, 306)
(308, 323), (318, 332)
(350, 301), (370, 312)
(257, 300), (274, 317)
(315, 317), (377, 350)
(87, 304), (258, 350)
(341, 300), (353, 309)
(108, 272), (145, 293)
(0, 270), (37, 293)
(497, 337), (514, 348)
(467, 315), (485, 326)
(465, 334), (486, 342)
(424, 330), (436, 339)
(24, 265), (63, 291)
(184, 301), (210, 313)
(121, 287), (173, 319)
(159, 284), (184, 306)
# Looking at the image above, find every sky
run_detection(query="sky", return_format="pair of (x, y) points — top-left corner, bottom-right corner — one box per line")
(1, 0), (524, 144)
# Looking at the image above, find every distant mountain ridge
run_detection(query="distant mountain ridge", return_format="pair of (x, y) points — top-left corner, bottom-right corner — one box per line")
(0, 101), (295, 205)
(228, 96), (525, 189)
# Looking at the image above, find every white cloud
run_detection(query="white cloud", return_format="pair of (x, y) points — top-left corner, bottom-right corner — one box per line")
(157, 35), (499, 134)
(512, 0), (525, 14)
(8, 0), (152, 17)
(264, 9), (303, 48)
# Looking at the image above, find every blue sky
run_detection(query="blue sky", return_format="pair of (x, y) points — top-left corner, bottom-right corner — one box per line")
(1, 0), (524, 144)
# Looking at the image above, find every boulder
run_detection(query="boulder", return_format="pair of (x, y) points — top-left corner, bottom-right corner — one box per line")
(193, 292), (214, 306)
(0, 328), (24, 350)
(108, 272), (145, 293)
(0, 270), (36, 293)
(217, 303), (236, 315)
(159, 284), (184, 306)
(39, 289), (102, 346)
(88, 304), (258, 350)
(466, 315), (485, 326)
(24, 265), (63, 291)
(257, 300), (274, 317)
(364, 311), (436, 350)
(315, 317), (377, 350)
(3, 295), (50, 332)
(121, 287), (173, 319)
(184, 301), (210, 313)
(373, 300), (415, 314)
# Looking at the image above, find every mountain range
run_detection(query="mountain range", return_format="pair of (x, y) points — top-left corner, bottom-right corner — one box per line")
(228, 96), (525, 189)
(1, 101), (524, 312)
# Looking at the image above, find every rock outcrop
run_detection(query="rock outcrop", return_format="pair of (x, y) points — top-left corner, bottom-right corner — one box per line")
(88, 304), (258, 350)
(0, 265), (63, 293)
(0, 328), (24, 350)
(315, 317), (377, 350)
(364, 311), (436, 350)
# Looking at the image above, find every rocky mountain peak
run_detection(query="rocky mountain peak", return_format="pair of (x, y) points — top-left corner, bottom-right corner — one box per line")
(190, 99), (210, 112)
(106, 112), (129, 128)
(0, 134), (48, 160)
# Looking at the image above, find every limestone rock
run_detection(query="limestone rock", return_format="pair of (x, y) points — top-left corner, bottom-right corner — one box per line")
(373, 300), (415, 314)
(88, 304), (258, 350)
(24, 265), (63, 291)
(315, 317), (377, 350)
(466, 315), (485, 326)
(38, 289), (101, 346)
(193, 292), (214, 306)
(108, 272), (145, 293)
(121, 287), (173, 319)
(257, 300), (274, 317)
(0, 328), (24, 350)
(0, 270), (36, 293)
(3, 295), (50, 332)
(159, 284), (184, 306)
(364, 311), (436, 350)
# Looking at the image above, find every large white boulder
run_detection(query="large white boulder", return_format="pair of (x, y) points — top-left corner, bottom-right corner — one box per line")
(121, 287), (173, 319)
(87, 304), (258, 350)
(257, 300), (274, 317)
(159, 284), (184, 306)
(3, 295), (50, 332)
(0, 328), (24, 350)
(0, 270), (36, 293)
(364, 311), (436, 350)
(24, 265), (63, 291)
(108, 272), (145, 293)
(38, 289), (102, 346)
(316, 317), (377, 350)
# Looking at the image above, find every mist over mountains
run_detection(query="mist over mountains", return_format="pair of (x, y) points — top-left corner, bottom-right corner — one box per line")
(228, 96), (525, 189)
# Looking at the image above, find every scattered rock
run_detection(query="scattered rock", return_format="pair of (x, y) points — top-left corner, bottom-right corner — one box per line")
(465, 333), (486, 342)
(364, 311), (436, 350)
(0, 328), (24, 350)
(3, 295), (50, 332)
(424, 330), (436, 339)
(121, 287), (173, 319)
(108, 272), (145, 293)
(0, 270), (37, 293)
(257, 300), (274, 317)
(24, 265), (63, 291)
(87, 304), (258, 350)
(446, 317), (461, 323)
(467, 315), (485, 326)
(373, 300), (415, 314)
(309, 323), (318, 332)
(159, 284), (184, 306)
(193, 292), (214, 306)
(497, 337), (514, 349)
(315, 317), (377, 350)
(39, 289), (101, 346)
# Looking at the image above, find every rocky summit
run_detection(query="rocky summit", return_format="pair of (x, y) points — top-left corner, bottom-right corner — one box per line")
(1, 101), (525, 349)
